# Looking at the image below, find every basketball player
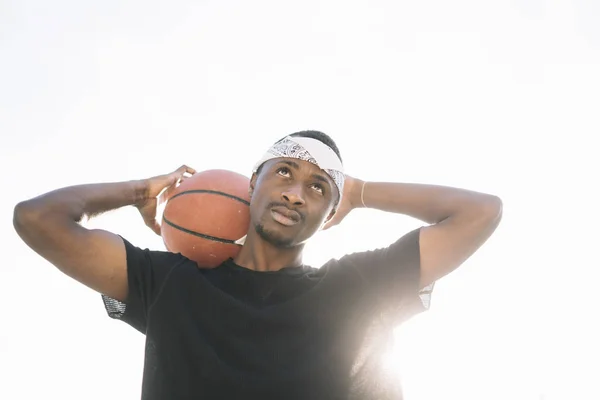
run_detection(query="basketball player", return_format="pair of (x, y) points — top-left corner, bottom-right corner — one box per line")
(13, 130), (502, 399)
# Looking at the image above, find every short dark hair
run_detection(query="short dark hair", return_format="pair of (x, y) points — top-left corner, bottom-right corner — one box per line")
(288, 130), (342, 163)
(255, 130), (342, 176)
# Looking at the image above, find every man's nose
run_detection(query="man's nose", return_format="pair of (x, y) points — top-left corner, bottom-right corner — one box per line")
(282, 185), (305, 206)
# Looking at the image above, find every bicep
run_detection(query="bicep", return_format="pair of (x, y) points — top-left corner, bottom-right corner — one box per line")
(62, 227), (129, 302)
(14, 206), (129, 301)
(339, 228), (423, 303)
(418, 198), (503, 288)
(334, 227), (430, 323)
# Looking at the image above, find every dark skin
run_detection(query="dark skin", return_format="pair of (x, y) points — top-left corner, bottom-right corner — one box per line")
(321, 174), (503, 289)
(12, 165), (196, 302)
(13, 157), (502, 305)
(233, 158), (339, 272)
(235, 156), (503, 290)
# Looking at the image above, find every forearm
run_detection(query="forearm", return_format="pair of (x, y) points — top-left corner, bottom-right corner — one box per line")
(15, 180), (147, 223)
(351, 179), (501, 224)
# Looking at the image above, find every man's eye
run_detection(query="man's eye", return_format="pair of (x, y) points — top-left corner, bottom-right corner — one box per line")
(277, 168), (291, 177)
(312, 184), (324, 194)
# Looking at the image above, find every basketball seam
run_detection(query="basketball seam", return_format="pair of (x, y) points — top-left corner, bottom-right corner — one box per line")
(162, 216), (242, 245)
(169, 189), (250, 205)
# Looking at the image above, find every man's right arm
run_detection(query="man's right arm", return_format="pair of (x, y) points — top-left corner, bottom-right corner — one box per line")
(13, 180), (147, 302)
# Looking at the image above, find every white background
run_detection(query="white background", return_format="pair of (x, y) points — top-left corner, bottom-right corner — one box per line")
(1, 1), (598, 399)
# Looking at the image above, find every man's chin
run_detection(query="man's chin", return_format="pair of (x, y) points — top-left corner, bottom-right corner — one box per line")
(255, 223), (296, 248)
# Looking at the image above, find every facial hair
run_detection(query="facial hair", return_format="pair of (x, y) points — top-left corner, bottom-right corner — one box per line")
(254, 222), (295, 248)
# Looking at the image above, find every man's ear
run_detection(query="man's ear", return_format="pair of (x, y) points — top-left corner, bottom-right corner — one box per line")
(325, 208), (336, 223)
(249, 172), (258, 198)
(319, 208), (337, 230)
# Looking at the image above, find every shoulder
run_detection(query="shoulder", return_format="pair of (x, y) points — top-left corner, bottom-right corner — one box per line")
(323, 227), (432, 323)
(120, 236), (196, 266)
(334, 227), (422, 268)
(118, 235), (205, 288)
(318, 227), (425, 300)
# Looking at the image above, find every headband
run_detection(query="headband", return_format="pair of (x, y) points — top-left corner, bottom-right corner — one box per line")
(252, 136), (345, 199)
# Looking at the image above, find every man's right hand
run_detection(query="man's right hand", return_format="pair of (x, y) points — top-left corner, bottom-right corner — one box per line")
(136, 165), (197, 236)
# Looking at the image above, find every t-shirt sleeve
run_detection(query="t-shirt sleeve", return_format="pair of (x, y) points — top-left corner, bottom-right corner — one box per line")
(335, 227), (434, 324)
(101, 236), (189, 334)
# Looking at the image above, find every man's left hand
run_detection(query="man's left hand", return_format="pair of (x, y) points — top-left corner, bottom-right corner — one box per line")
(322, 175), (362, 230)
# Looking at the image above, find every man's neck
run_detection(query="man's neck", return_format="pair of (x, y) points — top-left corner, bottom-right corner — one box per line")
(233, 232), (304, 272)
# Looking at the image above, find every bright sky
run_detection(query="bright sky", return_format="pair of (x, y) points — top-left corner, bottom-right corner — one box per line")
(1, 1), (599, 399)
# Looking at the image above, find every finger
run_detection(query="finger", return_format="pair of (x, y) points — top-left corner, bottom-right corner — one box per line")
(175, 164), (197, 177)
(185, 166), (197, 175)
(158, 188), (169, 205)
(166, 167), (193, 187)
(159, 174), (182, 196)
(151, 220), (162, 236)
(144, 215), (162, 235)
(159, 182), (178, 204)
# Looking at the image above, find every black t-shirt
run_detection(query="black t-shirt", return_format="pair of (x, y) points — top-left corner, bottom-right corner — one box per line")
(102, 227), (433, 399)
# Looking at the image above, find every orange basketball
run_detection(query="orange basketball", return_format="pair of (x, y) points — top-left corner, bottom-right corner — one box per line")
(161, 169), (251, 268)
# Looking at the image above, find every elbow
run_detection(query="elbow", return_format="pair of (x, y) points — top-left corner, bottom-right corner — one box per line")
(13, 200), (45, 235)
(478, 195), (503, 226)
(485, 194), (503, 214)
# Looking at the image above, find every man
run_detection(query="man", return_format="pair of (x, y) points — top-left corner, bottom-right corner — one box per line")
(13, 130), (502, 399)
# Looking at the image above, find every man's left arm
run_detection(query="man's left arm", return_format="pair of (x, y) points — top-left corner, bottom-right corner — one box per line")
(328, 177), (503, 289)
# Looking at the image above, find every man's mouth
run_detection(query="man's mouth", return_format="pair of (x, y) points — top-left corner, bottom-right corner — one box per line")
(270, 206), (301, 227)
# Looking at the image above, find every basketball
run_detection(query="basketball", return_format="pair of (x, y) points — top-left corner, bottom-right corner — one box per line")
(161, 169), (251, 268)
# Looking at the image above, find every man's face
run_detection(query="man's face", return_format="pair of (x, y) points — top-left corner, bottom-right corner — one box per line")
(249, 158), (338, 248)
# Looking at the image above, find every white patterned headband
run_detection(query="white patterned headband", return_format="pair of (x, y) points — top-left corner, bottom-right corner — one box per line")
(252, 136), (345, 201)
